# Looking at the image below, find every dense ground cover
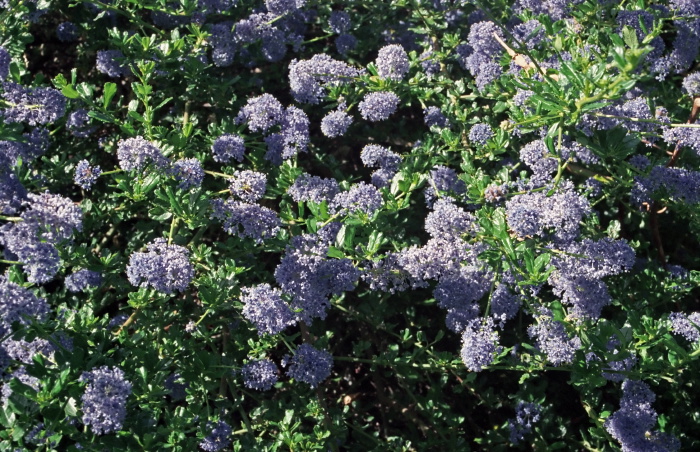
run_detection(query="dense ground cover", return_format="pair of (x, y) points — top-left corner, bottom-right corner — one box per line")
(1, 0), (700, 450)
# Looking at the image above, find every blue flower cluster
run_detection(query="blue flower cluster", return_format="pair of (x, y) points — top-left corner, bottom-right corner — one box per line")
(241, 359), (279, 390)
(358, 91), (400, 122)
(65, 268), (102, 292)
(199, 420), (232, 452)
(285, 343), (332, 388)
(74, 159), (102, 190)
(117, 136), (170, 173)
(1, 82), (66, 125)
(605, 380), (680, 452)
(288, 54), (362, 104)
(240, 283), (296, 335)
(508, 401), (543, 445)
(126, 238), (194, 294)
(375, 44), (409, 81)
(460, 317), (502, 371)
(320, 105), (353, 137)
(275, 230), (359, 322)
(211, 133), (246, 163)
(287, 173), (340, 203)
(79, 366), (132, 435)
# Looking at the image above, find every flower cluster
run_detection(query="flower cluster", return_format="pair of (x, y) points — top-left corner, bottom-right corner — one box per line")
(211, 134), (246, 163)
(508, 401), (543, 445)
(285, 343), (333, 388)
(275, 231), (359, 322)
(241, 359), (279, 391)
(605, 380), (680, 452)
(117, 136), (170, 172)
(330, 181), (384, 216)
(669, 312), (700, 344)
(287, 173), (340, 203)
(210, 199), (281, 243)
(375, 44), (409, 81)
(240, 283), (296, 335)
(79, 366), (132, 435)
(0, 277), (50, 337)
(65, 269), (102, 292)
(199, 420), (232, 452)
(1, 82), (66, 125)
(460, 317), (502, 371)
(288, 54), (361, 104)
(126, 238), (194, 294)
(358, 91), (400, 122)
(320, 105), (353, 137)
(172, 158), (204, 190)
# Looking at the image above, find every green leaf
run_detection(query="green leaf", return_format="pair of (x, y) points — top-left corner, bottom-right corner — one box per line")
(60, 85), (80, 99)
(103, 82), (117, 109)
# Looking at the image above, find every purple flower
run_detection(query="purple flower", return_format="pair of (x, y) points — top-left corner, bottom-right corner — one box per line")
(229, 170), (267, 203)
(116, 136), (170, 172)
(424, 106), (449, 128)
(360, 144), (401, 171)
(0, 223), (61, 283)
(424, 165), (467, 206)
(164, 373), (188, 400)
(79, 366), (132, 435)
(358, 91), (400, 122)
(527, 309), (581, 365)
(4, 337), (56, 364)
(96, 50), (128, 77)
(331, 181), (384, 216)
(285, 343), (333, 388)
(199, 420), (232, 452)
(0, 276), (50, 337)
(67, 109), (96, 137)
(335, 34), (357, 55)
(0, 47), (10, 80)
(264, 106), (310, 160)
(208, 21), (236, 67)
(490, 283), (521, 325)
(631, 165), (700, 205)
(682, 72), (700, 96)
(240, 283), (296, 335)
(468, 123), (493, 145)
(460, 317), (502, 371)
(172, 158), (204, 190)
(506, 183), (591, 241)
(211, 134), (245, 163)
(320, 107), (353, 137)
(605, 380), (680, 452)
(0, 171), (27, 215)
(56, 21), (78, 42)
(420, 51), (440, 77)
(265, 0), (303, 15)
(22, 191), (83, 243)
(484, 184), (507, 203)
(275, 233), (359, 322)
(235, 93), (284, 133)
(126, 238), (194, 294)
(424, 198), (476, 239)
(519, 139), (557, 185)
(375, 44), (409, 81)
(508, 401), (543, 444)
(328, 11), (351, 34)
(241, 359), (278, 390)
(210, 199), (280, 243)
(669, 312), (700, 344)
(288, 54), (362, 104)
(1, 82), (66, 125)
(65, 269), (102, 292)
(74, 160), (102, 190)
(287, 173), (340, 203)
